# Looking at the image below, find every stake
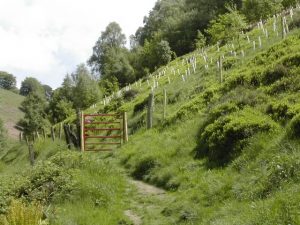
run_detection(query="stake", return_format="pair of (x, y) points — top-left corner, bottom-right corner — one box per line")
(147, 92), (154, 129)
(81, 112), (84, 152)
(219, 56), (223, 83)
(163, 89), (167, 120)
(123, 112), (128, 143)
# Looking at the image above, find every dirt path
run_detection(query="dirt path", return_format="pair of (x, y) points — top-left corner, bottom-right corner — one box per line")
(124, 179), (168, 225)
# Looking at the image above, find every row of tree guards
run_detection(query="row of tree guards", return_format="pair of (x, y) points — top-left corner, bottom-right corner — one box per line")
(99, 8), (297, 108)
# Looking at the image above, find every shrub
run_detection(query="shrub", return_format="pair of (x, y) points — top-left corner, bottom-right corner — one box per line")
(261, 64), (289, 85)
(133, 97), (148, 114)
(287, 113), (300, 138)
(266, 101), (293, 122)
(123, 89), (139, 101)
(197, 108), (279, 166)
(131, 155), (159, 179)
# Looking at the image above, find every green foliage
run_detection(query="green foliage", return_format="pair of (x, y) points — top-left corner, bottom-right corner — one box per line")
(0, 71), (16, 91)
(99, 77), (119, 97)
(194, 30), (207, 49)
(3, 200), (44, 225)
(123, 89), (139, 101)
(19, 77), (44, 97)
(242, 0), (283, 22)
(206, 9), (247, 44)
(289, 10), (300, 29)
(141, 39), (174, 72)
(72, 64), (101, 109)
(18, 93), (49, 136)
(197, 108), (278, 165)
(287, 113), (300, 138)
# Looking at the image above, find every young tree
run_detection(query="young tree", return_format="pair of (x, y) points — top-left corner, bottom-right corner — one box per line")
(206, 7), (247, 45)
(19, 77), (44, 97)
(18, 93), (49, 136)
(88, 22), (126, 74)
(242, 0), (283, 22)
(0, 71), (16, 90)
(72, 64), (101, 110)
(194, 30), (207, 49)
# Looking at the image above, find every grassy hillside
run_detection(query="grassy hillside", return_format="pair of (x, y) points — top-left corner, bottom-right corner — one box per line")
(0, 89), (24, 139)
(0, 10), (300, 225)
(90, 11), (300, 224)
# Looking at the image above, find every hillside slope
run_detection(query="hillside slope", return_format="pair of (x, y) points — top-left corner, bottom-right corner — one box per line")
(87, 12), (300, 224)
(0, 89), (24, 139)
(1, 10), (300, 225)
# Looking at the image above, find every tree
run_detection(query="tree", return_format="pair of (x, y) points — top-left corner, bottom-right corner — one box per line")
(43, 85), (53, 101)
(19, 77), (44, 97)
(18, 93), (49, 136)
(72, 64), (101, 110)
(47, 88), (75, 124)
(88, 22), (126, 74)
(206, 7), (247, 45)
(0, 71), (16, 90)
(194, 30), (207, 49)
(141, 39), (174, 73)
(242, 0), (283, 22)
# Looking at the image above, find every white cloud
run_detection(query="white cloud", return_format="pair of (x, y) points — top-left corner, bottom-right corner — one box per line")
(0, 0), (156, 88)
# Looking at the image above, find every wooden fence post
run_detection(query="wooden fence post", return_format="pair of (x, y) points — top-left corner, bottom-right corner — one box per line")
(147, 92), (154, 129)
(51, 127), (55, 142)
(64, 124), (72, 149)
(19, 132), (23, 142)
(28, 143), (35, 166)
(163, 89), (167, 120)
(123, 112), (128, 143)
(59, 123), (63, 140)
(81, 112), (84, 152)
(219, 56), (223, 83)
(25, 136), (29, 146)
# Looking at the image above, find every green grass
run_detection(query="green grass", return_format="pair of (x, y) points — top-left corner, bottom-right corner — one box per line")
(1, 10), (300, 225)
(0, 88), (24, 139)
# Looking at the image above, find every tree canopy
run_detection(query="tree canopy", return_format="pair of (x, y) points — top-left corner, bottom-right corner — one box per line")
(0, 71), (16, 90)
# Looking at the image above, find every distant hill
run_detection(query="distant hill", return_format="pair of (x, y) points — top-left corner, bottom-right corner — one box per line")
(0, 88), (24, 139)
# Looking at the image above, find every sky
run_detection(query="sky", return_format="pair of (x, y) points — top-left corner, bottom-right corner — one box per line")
(0, 0), (157, 89)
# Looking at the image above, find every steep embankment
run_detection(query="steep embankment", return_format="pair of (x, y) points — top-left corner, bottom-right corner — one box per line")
(0, 89), (24, 139)
(88, 11), (300, 224)
(1, 10), (300, 225)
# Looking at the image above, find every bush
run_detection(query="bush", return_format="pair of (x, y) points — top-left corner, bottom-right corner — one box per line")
(261, 64), (289, 85)
(123, 89), (139, 101)
(197, 108), (279, 166)
(287, 113), (300, 138)
(133, 97), (148, 114)
(131, 155), (159, 179)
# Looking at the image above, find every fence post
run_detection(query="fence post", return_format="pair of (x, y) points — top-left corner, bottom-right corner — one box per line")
(64, 124), (72, 149)
(28, 143), (35, 166)
(147, 92), (154, 129)
(59, 123), (63, 140)
(219, 56), (223, 83)
(163, 89), (167, 120)
(51, 127), (55, 142)
(19, 132), (23, 142)
(123, 112), (128, 143)
(81, 112), (85, 152)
